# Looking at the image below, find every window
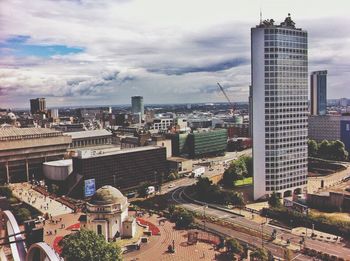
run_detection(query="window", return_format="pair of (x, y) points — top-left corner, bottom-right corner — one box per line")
(97, 224), (102, 235)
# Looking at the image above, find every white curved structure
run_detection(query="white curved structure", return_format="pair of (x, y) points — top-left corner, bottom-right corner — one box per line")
(3, 210), (27, 261)
(2, 210), (61, 261)
(26, 242), (61, 261)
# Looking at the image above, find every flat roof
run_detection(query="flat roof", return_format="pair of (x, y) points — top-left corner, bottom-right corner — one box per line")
(75, 145), (163, 159)
(64, 129), (112, 140)
(0, 127), (62, 141)
(43, 159), (72, 167)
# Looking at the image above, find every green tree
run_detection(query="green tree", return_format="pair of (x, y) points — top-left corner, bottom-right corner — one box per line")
(230, 192), (245, 206)
(0, 186), (13, 198)
(59, 230), (122, 261)
(137, 182), (151, 197)
(318, 140), (331, 159)
(240, 156), (253, 177)
(268, 192), (281, 208)
(331, 140), (348, 161)
(223, 159), (247, 187)
(171, 208), (194, 229)
(308, 139), (318, 157)
(250, 248), (269, 261)
(226, 238), (243, 254)
(16, 208), (31, 223)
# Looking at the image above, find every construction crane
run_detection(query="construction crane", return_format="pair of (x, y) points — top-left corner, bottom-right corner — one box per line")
(217, 82), (234, 114)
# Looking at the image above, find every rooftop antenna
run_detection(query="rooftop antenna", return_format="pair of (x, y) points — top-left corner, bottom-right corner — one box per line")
(260, 8), (262, 24)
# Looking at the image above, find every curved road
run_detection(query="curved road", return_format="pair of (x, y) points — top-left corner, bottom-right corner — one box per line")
(170, 186), (350, 260)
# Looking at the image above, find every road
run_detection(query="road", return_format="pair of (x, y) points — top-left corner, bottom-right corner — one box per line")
(169, 186), (350, 260)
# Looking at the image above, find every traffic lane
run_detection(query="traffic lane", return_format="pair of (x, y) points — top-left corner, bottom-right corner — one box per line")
(171, 187), (350, 259)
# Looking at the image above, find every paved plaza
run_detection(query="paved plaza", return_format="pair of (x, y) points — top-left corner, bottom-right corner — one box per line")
(124, 214), (225, 261)
(9, 182), (73, 217)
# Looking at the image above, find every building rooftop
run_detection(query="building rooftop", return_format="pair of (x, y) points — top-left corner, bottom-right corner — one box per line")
(75, 145), (162, 159)
(64, 129), (111, 140)
(0, 127), (62, 141)
(90, 185), (127, 205)
(43, 159), (72, 167)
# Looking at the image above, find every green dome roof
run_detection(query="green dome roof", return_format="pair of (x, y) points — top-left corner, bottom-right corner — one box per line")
(90, 185), (127, 205)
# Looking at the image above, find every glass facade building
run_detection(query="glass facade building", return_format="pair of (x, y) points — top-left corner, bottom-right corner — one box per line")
(310, 70), (327, 115)
(251, 15), (308, 199)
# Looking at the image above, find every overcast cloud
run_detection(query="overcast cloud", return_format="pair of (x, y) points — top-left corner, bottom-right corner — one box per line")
(0, 0), (349, 108)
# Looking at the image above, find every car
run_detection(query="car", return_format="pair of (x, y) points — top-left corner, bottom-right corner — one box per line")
(34, 215), (45, 224)
(168, 184), (175, 188)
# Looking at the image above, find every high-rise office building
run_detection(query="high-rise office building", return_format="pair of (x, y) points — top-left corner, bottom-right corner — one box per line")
(131, 96), (144, 121)
(310, 70), (327, 115)
(30, 98), (46, 115)
(251, 15), (308, 200)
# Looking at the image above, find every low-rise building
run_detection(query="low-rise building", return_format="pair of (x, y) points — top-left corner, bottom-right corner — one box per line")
(309, 115), (350, 151)
(66, 146), (168, 198)
(0, 128), (71, 183)
(65, 130), (112, 149)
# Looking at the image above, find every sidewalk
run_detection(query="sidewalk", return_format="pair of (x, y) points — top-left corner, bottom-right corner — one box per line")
(10, 183), (73, 217)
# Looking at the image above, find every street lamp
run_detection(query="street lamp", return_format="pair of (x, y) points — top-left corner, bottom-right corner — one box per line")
(203, 205), (208, 232)
(261, 222), (266, 248)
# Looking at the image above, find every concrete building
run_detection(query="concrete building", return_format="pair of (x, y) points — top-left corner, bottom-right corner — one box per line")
(80, 186), (136, 241)
(251, 15), (308, 199)
(131, 96), (144, 120)
(309, 115), (350, 151)
(0, 128), (71, 183)
(30, 98), (46, 115)
(149, 117), (174, 132)
(66, 146), (168, 198)
(310, 70), (327, 115)
(65, 130), (112, 149)
(43, 159), (72, 182)
(167, 129), (227, 159)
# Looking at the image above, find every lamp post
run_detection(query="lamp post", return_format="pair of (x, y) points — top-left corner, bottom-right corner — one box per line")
(203, 205), (208, 232)
(261, 222), (266, 248)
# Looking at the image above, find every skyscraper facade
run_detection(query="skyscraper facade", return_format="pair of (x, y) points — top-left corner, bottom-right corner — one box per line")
(131, 96), (144, 120)
(251, 15), (308, 200)
(30, 98), (46, 115)
(310, 70), (327, 115)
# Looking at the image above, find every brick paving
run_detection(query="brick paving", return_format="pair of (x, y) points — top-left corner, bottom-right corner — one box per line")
(124, 214), (225, 261)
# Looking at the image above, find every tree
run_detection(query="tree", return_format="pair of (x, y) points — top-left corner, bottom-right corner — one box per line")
(318, 140), (331, 159)
(16, 208), (31, 222)
(222, 159), (247, 187)
(137, 182), (151, 198)
(16, 208), (31, 223)
(268, 192), (281, 208)
(170, 208), (194, 229)
(250, 248), (269, 261)
(226, 238), (243, 254)
(308, 140), (318, 157)
(59, 230), (122, 261)
(0, 186), (13, 198)
(331, 140), (348, 161)
(230, 192), (245, 206)
(240, 156), (253, 177)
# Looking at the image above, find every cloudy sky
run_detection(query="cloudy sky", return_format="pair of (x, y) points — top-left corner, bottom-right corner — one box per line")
(0, 0), (349, 108)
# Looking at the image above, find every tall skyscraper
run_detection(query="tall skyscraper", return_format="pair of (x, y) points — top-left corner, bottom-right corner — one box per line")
(131, 96), (144, 120)
(251, 14), (308, 200)
(30, 98), (46, 115)
(310, 70), (327, 115)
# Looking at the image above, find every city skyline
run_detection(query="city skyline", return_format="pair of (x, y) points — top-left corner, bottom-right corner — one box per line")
(0, 0), (349, 107)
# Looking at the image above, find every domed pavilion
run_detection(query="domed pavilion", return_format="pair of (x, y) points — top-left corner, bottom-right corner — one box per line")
(80, 185), (136, 241)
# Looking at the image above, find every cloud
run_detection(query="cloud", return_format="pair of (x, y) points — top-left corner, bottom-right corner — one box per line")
(0, 0), (349, 107)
